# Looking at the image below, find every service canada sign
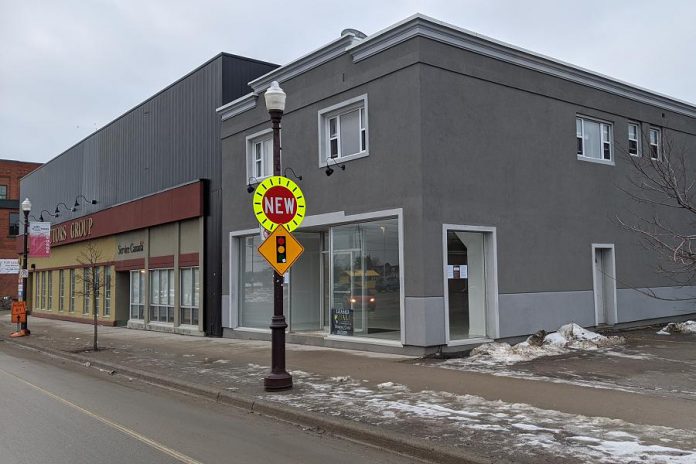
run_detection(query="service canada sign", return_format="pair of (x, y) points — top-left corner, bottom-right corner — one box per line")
(252, 176), (306, 232)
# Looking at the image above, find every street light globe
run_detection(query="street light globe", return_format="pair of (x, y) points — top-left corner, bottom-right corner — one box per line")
(21, 198), (31, 212)
(264, 81), (286, 113)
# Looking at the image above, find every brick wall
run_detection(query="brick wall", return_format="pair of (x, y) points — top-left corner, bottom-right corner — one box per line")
(0, 160), (42, 297)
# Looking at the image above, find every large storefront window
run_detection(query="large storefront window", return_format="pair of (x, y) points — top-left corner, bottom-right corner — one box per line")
(237, 218), (401, 341)
(104, 266), (111, 316)
(150, 269), (174, 323)
(94, 267), (100, 314)
(130, 270), (144, 320)
(180, 267), (200, 325)
(59, 270), (65, 312)
(82, 268), (90, 314)
(330, 219), (400, 340)
(69, 269), (76, 313)
(239, 235), (288, 329)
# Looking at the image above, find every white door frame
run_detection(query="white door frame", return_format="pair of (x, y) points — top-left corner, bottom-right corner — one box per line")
(442, 224), (500, 345)
(591, 243), (618, 326)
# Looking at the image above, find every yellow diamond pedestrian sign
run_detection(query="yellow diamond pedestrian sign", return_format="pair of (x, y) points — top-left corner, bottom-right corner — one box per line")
(258, 224), (304, 275)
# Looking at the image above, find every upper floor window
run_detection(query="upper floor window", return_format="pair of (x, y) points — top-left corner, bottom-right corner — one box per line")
(576, 116), (613, 164)
(649, 127), (662, 160)
(0, 185), (7, 200)
(628, 123), (641, 156)
(318, 95), (368, 165)
(9, 212), (19, 236)
(246, 129), (273, 181)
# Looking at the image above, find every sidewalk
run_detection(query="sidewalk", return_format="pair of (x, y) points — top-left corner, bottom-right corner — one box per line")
(2, 314), (696, 463)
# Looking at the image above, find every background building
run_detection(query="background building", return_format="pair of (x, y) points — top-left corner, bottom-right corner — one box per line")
(0, 159), (41, 297)
(20, 53), (278, 334)
(218, 15), (696, 353)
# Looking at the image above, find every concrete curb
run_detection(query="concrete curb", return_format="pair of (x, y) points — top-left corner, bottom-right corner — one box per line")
(2, 337), (499, 464)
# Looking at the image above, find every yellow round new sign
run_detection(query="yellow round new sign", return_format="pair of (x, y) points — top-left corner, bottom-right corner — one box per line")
(253, 176), (306, 232)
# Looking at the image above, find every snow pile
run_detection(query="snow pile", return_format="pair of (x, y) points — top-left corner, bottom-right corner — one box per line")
(545, 323), (625, 350)
(468, 323), (624, 365)
(468, 341), (564, 365)
(657, 320), (696, 335)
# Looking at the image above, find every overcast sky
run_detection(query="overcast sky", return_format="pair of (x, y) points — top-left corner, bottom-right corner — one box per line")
(1, 0), (694, 163)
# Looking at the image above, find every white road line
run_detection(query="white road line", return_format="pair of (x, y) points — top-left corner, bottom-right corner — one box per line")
(0, 366), (204, 464)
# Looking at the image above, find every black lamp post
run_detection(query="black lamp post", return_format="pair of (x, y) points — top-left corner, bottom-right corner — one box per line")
(263, 81), (292, 391)
(21, 198), (31, 335)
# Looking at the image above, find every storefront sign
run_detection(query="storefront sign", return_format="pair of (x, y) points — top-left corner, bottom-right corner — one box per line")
(0, 259), (19, 274)
(29, 222), (51, 257)
(330, 307), (354, 336)
(252, 176), (306, 232)
(51, 217), (94, 244)
(117, 240), (144, 255)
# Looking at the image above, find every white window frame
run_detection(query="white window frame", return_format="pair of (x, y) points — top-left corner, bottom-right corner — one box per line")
(104, 266), (111, 316)
(149, 268), (175, 324)
(649, 127), (662, 160)
(245, 128), (273, 182)
(179, 267), (200, 326)
(628, 122), (641, 157)
(47, 270), (52, 310)
(82, 268), (90, 315)
(59, 269), (65, 312)
(129, 270), (144, 320)
(318, 94), (369, 167)
(576, 115), (614, 165)
(69, 269), (75, 313)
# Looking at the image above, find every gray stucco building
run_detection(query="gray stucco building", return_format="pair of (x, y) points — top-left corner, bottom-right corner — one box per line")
(218, 15), (696, 353)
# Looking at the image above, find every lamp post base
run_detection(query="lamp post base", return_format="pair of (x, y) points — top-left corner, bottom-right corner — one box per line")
(264, 372), (293, 391)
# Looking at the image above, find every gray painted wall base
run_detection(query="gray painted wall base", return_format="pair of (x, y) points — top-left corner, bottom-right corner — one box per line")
(404, 296), (446, 346)
(617, 286), (696, 322)
(221, 294), (230, 328)
(498, 291), (595, 338)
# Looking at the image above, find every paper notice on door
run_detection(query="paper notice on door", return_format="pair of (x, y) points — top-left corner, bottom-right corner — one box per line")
(447, 265), (468, 279)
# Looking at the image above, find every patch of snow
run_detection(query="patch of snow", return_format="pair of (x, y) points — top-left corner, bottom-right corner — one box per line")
(330, 376), (351, 382)
(512, 423), (559, 433)
(212, 359), (230, 364)
(602, 351), (653, 360)
(464, 323), (624, 366)
(589, 440), (696, 463)
(657, 320), (696, 335)
(377, 382), (409, 391)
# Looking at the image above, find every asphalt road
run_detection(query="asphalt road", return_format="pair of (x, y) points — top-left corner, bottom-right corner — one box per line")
(0, 342), (421, 464)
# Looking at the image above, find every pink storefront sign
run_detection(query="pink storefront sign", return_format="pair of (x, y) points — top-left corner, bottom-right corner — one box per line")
(28, 222), (51, 257)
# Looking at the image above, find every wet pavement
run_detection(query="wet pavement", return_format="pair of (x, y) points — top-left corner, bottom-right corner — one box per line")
(435, 327), (696, 401)
(2, 313), (696, 463)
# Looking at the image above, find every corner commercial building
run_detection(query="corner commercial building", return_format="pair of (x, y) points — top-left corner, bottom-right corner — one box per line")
(218, 15), (696, 353)
(20, 53), (277, 335)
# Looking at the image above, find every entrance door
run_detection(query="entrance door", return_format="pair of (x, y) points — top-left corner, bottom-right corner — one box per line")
(446, 230), (487, 340)
(593, 245), (616, 325)
(331, 250), (368, 334)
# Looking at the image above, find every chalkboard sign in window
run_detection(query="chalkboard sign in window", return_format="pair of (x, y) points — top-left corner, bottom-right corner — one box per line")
(330, 307), (353, 336)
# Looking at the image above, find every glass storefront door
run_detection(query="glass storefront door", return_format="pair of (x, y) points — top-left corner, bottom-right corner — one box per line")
(447, 230), (487, 340)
